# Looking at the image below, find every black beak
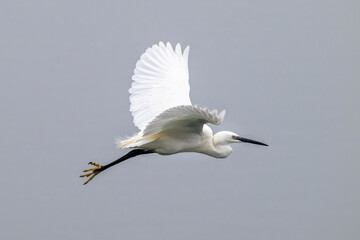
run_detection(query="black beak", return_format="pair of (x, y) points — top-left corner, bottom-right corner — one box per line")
(235, 136), (268, 146)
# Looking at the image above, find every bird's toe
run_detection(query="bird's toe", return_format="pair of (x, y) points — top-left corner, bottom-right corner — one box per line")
(80, 162), (103, 185)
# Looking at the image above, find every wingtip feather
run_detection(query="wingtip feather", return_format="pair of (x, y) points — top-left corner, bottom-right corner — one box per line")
(175, 43), (181, 55)
(166, 42), (173, 50)
(183, 45), (190, 59)
(219, 109), (226, 122)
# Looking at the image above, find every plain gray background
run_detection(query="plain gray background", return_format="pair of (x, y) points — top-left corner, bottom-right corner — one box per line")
(1, 0), (359, 239)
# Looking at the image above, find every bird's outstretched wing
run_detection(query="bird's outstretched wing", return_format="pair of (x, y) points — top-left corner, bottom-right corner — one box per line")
(115, 105), (225, 149)
(129, 42), (191, 132)
(142, 105), (226, 137)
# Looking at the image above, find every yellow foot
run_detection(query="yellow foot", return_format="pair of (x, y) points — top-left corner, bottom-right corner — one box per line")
(80, 162), (103, 185)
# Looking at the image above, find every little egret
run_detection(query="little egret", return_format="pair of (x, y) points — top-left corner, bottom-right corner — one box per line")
(80, 42), (268, 185)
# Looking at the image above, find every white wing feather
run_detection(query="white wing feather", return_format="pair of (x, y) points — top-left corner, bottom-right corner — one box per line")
(115, 105), (225, 149)
(129, 42), (191, 132)
(143, 105), (226, 136)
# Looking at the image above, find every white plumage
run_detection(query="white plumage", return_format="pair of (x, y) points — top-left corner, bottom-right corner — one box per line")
(129, 42), (191, 132)
(116, 41), (267, 156)
(81, 41), (267, 185)
(117, 42), (226, 154)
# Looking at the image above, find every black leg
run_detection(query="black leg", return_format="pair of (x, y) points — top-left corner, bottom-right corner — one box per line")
(80, 149), (155, 185)
(100, 149), (154, 171)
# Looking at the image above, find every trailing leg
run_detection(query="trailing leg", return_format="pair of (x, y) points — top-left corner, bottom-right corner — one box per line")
(80, 149), (154, 185)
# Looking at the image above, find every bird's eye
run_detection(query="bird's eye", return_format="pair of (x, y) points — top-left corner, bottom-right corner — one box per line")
(232, 135), (236, 139)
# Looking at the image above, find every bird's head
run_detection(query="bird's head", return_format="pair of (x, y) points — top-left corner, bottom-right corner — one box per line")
(214, 131), (268, 146)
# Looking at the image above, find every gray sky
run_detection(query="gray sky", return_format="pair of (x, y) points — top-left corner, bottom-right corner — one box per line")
(1, 0), (359, 239)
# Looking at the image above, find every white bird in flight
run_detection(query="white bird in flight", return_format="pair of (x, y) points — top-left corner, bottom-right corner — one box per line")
(80, 42), (268, 185)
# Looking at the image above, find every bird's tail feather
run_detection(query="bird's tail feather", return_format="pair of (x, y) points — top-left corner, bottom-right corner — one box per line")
(115, 134), (159, 149)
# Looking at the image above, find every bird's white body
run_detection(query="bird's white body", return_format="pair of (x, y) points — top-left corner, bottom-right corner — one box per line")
(140, 125), (233, 158)
(81, 41), (267, 185)
(115, 42), (266, 158)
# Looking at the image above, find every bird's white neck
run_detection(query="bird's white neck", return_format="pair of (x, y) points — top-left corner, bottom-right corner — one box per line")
(210, 134), (233, 158)
(195, 126), (233, 158)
